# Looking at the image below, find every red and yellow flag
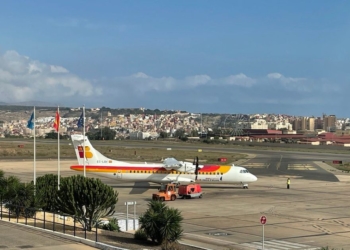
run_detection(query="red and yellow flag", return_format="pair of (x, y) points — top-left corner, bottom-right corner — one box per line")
(53, 110), (60, 132)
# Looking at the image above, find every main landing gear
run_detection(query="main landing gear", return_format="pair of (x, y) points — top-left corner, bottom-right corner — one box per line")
(242, 183), (249, 189)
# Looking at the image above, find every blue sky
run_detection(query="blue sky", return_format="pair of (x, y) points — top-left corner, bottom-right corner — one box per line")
(0, 0), (349, 116)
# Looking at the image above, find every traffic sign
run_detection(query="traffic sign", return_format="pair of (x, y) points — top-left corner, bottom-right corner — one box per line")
(260, 215), (267, 224)
(125, 201), (137, 206)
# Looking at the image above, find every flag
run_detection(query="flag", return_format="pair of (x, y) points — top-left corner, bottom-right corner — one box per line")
(53, 110), (60, 132)
(27, 112), (34, 129)
(77, 111), (84, 128)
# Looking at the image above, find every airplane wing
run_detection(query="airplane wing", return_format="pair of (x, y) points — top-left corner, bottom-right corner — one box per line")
(162, 157), (197, 172)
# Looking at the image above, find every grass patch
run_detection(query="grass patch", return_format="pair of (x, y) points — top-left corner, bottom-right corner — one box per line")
(324, 161), (350, 172)
(0, 139), (246, 164)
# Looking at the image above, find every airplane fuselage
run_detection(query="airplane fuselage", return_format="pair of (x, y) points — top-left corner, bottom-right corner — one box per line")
(70, 164), (257, 185)
(69, 134), (258, 187)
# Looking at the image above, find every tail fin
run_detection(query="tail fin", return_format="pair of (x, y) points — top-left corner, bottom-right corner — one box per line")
(71, 134), (124, 166)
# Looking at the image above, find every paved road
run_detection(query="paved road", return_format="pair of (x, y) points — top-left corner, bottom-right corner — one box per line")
(0, 220), (96, 250)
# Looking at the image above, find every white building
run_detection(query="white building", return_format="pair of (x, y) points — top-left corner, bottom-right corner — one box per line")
(236, 119), (268, 130)
(129, 131), (150, 140)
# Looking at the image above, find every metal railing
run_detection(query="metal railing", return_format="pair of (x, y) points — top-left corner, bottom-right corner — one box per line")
(0, 201), (99, 242)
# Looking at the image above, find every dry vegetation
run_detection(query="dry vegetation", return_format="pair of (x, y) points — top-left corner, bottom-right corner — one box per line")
(0, 140), (247, 164)
(326, 161), (350, 172)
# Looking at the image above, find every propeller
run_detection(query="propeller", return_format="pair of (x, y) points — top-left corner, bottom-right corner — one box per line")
(194, 156), (199, 181)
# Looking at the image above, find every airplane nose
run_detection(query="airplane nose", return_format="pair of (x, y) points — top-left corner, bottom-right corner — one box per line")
(251, 174), (258, 182)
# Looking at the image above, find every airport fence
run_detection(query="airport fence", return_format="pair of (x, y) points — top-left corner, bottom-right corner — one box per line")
(0, 200), (144, 243)
(0, 200), (100, 242)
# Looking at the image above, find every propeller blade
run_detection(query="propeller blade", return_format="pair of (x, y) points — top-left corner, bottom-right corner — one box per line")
(195, 156), (199, 180)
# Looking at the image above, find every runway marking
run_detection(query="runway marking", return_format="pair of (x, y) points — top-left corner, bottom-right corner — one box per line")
(288, 164), (317, 171)
(312, 224), (332, 234)
(242, 163), (270, 168)
(240, 239), (316, 250)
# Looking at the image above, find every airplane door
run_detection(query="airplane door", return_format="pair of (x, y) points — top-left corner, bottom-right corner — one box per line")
(216, 171), (221, 181)
(117, 170), (122, 179)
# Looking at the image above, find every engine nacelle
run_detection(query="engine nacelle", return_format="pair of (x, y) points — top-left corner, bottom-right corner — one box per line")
(177, 162), (196, 173)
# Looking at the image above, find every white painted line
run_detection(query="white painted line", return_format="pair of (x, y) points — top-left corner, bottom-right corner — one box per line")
(183, 233), (237, 245)
(270, 240), (309, 248)
(241, 242), (278, 250)
(262, 241), (293, 249)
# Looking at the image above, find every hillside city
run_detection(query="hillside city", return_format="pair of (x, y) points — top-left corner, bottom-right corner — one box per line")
(0, 106), (349, 143)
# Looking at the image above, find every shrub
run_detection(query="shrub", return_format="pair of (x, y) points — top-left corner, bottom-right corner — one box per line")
(100, 218), (120, 232)
(134, 228), (148, 241)
(161, 240), (183, 250)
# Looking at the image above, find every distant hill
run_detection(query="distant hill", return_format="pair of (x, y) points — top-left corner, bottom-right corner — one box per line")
(9, 101), (57, 107)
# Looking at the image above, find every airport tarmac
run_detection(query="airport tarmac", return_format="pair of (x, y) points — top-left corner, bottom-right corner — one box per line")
(2, 158), (350, 250)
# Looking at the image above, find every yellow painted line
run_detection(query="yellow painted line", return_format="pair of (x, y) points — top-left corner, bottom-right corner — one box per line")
(288, 164), (317, 171)
(243, 163), (270, 168)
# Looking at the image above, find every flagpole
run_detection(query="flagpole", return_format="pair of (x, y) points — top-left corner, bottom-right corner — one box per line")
(57, 106), (60, 190)
(34, 106), (36, 187)
(83, 105), (86, 177)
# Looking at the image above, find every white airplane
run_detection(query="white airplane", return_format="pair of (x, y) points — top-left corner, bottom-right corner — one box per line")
(70, 134), (258, 188)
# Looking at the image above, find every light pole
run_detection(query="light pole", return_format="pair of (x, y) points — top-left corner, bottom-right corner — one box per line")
(100, 110), (102, 139)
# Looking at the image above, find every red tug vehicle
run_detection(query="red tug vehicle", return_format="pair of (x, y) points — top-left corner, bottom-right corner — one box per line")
(152, 156), (203, 201)
(178, 183), (202, 199)
(152, 183), (203, 201)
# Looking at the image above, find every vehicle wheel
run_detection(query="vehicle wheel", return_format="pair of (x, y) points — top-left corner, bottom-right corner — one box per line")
(160, 197), (165, 202)
(199, 194), (202, 198)
(171, 195), (176, 201)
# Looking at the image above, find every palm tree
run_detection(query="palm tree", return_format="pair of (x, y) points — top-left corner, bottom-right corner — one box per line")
(139, 200), (183, 245)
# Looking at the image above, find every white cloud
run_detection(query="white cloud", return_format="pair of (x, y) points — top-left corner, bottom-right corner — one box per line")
(50, 65), (69, 73)
(266, 72), (311, 92)
(267, 73), (282, 79)
(184, 75), (211, 87)
(101, 72), (340, 109)
(222, 73), (256, 87)
(0, 50), (101, 103)
(49, 18), (128, 31)
(109, 72), (256, 94)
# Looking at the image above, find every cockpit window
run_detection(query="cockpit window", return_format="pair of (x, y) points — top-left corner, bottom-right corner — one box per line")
(240, 169), (249, 173)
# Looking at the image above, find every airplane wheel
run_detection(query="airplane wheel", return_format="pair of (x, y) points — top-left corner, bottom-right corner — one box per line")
(171, 195), (176, 201)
